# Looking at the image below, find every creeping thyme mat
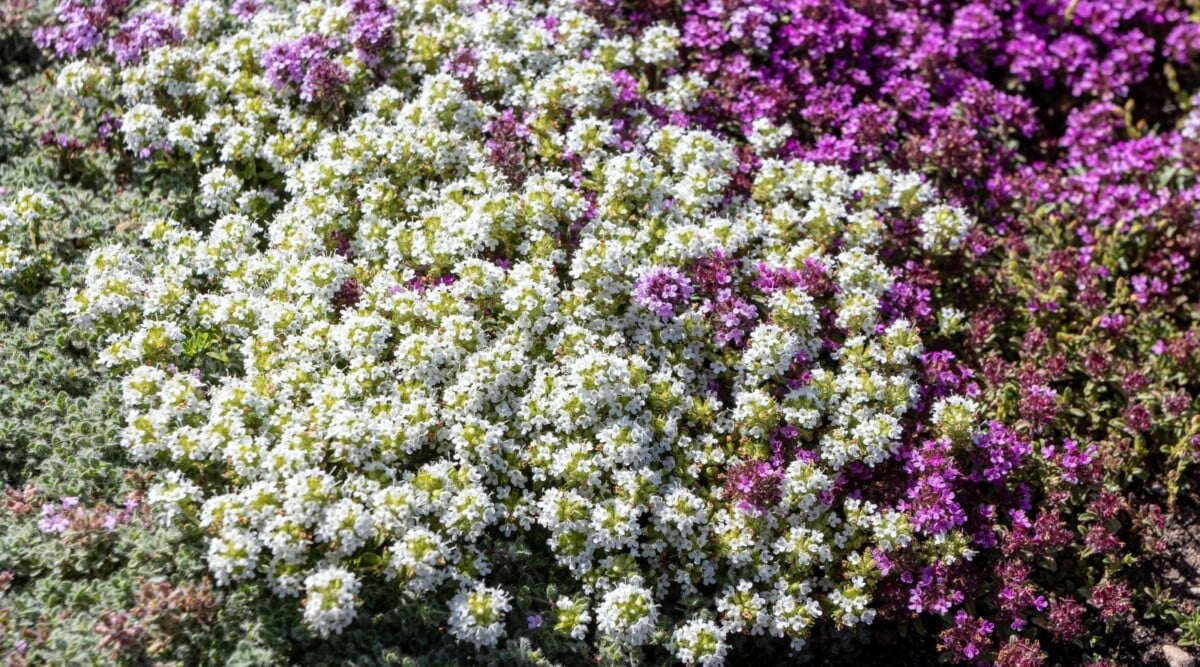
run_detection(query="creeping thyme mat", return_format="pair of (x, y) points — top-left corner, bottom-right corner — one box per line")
(2, 0), (1200, 665)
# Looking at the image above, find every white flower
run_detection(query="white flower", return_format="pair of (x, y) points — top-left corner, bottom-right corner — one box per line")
(931, 395), (981, 443)
(747, 118), (793, 155)
(198, 166), (244, 214)
(147, 470), (203, 525)
(447, 584), (512, 648)
(635, 25), (680, 66)
(302, 567), (361, 637)
(919, 204), (974, 252)
(671, 618), (729, 666)
(596, 580), (659, 646)
(554, 596), (593, 640)
(0, 189), (55, 282)
(207, 528), (262, 586)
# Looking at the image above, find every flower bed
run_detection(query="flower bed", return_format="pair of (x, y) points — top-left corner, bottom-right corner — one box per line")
(1, 0), (1199, 665)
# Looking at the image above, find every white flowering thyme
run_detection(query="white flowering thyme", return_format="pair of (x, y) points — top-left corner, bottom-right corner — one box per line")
(303, 566), (362, 637)
(448, 583), (513, 648)
(59, 0), (977, 658)
(596, 579), (660, 646)
(0, 189), (56, 285)
(671, 617), (730, 666)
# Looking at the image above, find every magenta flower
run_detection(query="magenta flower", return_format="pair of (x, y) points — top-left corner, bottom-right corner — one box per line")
(1047, 596), (1087, 643)
(995, 637), (1044, 667)
(939, 610), (994, 661)
(1018, 384), (1057, 431)
(332, 278), (362, 311)
(723, 460), (782, 515)
(1122, 403), (1152, 433)
(1088, 581), (1132, 623)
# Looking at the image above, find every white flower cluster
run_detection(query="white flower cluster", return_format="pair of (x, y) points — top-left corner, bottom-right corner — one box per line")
(596, 579), (659, 646)
(303, 566), (362, 637)
(448, 583), (512, 648)
(0, 189), (55, 283)
(919, 204), (974, 252)
(59, 0), (977, 659)
(671, 617), (730, 666)
(931, 396), (981, 444)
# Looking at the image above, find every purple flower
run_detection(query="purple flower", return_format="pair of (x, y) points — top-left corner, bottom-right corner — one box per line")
(632, 266), (694, 320)
(939, 610), (994, 662)
(1018, 384), (1057, 431)
(262, 34), (340, 94)
(230, 0), (261, 20)
(752, 263), (801, 293)
(97, 112), (122, 147)
(906, 562), (966, 616)
(301, 59), (350, 103)
(975, 421), (1032, 483)
(921, 350), (978, 402)
(1097, 313), (1126, 334)
(347, 0), (394, 59)
(405, 272), (457, 293)
(38, 504), (69, 534)
(723, 460), (782, 515)
(107, 11), (181, 65)
(34, 0), (130, 59)
(899, 438), (966, 536)
(701, 289), (758, 347)
(527, 613), (543, 630)
(610, 69), (641, 104)
(39, 130), (86, 152)
(1043, 438), (1098, 484)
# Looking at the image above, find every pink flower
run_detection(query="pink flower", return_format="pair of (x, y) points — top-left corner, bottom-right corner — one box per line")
(1089, 581), (1133, 622)
(38, 504), (68, 534)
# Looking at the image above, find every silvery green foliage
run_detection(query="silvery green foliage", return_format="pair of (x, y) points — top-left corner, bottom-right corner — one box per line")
(61, 0), (975, 657)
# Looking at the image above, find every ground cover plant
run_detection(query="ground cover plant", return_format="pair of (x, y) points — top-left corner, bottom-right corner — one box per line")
(1, 0), (1200, 665)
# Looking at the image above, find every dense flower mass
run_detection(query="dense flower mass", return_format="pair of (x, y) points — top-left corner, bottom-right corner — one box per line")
(13, 0), (1200, 663)
(52, 0), (983, 659)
